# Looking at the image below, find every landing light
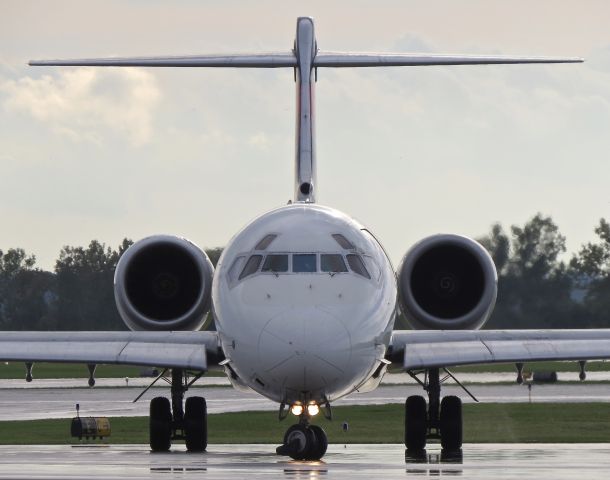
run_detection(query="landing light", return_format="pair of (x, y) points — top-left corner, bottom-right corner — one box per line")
(291, 404), (304, 416)
(307, 403), (320, 416)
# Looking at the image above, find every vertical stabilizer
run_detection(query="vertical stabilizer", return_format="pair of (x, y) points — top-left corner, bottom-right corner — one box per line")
(294, 17), (317, 203)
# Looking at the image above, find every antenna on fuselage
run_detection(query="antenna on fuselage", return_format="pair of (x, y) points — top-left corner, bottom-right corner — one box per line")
(30, 17), (583, 204)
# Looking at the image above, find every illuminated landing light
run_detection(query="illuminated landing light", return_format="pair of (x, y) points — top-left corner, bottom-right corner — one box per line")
(291, 404), (304, 416)
(307, 403), (320, 416)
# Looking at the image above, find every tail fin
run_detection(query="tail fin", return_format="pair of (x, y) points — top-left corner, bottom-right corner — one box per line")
(30, 16), (583, 204)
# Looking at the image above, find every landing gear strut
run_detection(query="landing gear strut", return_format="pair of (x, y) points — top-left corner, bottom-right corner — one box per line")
(405, 368), (463, 452)
(276, 415), (328, 460)
(149, 368), (207, 453)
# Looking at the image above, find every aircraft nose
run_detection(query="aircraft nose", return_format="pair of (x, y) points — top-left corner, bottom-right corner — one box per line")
(257, 308), (351, 392)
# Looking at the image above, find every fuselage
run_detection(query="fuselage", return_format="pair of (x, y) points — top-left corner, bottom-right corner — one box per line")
(212, 203), (397, 405)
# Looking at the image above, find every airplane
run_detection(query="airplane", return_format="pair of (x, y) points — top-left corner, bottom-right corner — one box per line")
(3, 16), (610, 461)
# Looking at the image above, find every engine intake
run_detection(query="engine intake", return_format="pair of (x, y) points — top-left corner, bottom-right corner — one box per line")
(114, 235), (214, 331)
(398, 234), (497, 330)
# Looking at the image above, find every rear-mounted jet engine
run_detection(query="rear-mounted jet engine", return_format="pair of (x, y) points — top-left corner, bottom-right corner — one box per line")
(114, 235), (214, 331)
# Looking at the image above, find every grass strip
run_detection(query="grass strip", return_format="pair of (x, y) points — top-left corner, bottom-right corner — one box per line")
(0, 363), (225, 379)
(1, 360), (608, 380)
(451, 361), (610, 374)
(1, 403), (609, 445)
(0, 363), (142, 379)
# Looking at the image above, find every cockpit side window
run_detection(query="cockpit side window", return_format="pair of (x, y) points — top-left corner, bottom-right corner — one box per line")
(363, 255), (381, 281)
(321, 254), (348, 273)
(262, 254), (289, 273)
(346, 254), (371, 279)
(228, 256), (246, 282)
(239, 255), (263, 280)
(293, 254), (317, 273)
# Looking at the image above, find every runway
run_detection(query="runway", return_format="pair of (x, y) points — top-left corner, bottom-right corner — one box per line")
(2, 383), (610, 420)
(3, 370), (610, 389)
(0, 443), (608, 479)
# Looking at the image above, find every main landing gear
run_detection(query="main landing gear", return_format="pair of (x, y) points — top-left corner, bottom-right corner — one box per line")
(148, 368), (207, 452)
(405, 368), (468, 453)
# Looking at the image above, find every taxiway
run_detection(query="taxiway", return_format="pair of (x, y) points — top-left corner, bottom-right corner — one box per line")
(1, 383), (610, 420)
(0, 443), (607, 479)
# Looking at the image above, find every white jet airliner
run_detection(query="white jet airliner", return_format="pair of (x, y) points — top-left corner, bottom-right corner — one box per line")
(4, 17), (610, 460)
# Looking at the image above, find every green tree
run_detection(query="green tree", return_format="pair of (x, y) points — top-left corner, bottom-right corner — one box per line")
(205, 247), (223, 268)
(480, 214), (579, 329)
(571, 219), (610, 327)
(571, 219), (610, 277)
(477, 223), (510, 274)
(2, 270), (57, 330)
(54, 239), (133, 330)
(0, 249), (56, 330)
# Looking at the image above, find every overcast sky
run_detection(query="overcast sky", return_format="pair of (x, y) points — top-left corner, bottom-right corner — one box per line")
(1, 1), (610, 270)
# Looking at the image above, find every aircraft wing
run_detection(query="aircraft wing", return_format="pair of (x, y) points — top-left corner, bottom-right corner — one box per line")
(388, 329), (610, 370)
(0, 331), (222, 371)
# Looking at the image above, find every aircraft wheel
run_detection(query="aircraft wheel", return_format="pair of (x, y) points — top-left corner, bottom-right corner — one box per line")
(279, 424), (316, 460)
(405, 395), (427, 451)
(306, 425), (328, 460)
(184, 396), (208, 452)
(150, 397), (172, 452)
(440, 396), (462, 451)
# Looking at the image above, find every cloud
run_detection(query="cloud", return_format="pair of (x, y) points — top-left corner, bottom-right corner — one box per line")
(0, 67), (160, 146)
(392, 34), (434, 53)
(587, 45), (610, 73)
(248, 132), (271, 150)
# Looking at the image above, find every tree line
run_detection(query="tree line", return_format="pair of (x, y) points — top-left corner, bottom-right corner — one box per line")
(1, 215), (610, 331)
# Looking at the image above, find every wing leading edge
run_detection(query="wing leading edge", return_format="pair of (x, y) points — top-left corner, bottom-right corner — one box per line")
(0, 331), (222, 371)
(388, 329), (610, 370)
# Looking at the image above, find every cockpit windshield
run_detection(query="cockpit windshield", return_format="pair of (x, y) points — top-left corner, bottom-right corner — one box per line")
(321, 254), (348, 273)
(235, 252), (372, 282)
(346, 254), (371, 279)
(262, 254), (289, 273)
(293, 254), (317, 273)
(238, 255), (262, 280)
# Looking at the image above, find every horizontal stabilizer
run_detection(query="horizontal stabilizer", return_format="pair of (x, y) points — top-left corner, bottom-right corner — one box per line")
(30, 53), (297, 68)
(314, 52), (584, 67)
(30, 53), (584, 69)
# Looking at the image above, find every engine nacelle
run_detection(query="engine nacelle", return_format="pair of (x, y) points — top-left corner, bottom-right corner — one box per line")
(397, 234), (497, 330)
(114, 235), (214, 331)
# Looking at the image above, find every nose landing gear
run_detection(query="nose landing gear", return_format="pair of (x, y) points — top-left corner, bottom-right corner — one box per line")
(276, 424), (328, 460)
(276, 421), (328, 460)
(405, 368), (468, 453)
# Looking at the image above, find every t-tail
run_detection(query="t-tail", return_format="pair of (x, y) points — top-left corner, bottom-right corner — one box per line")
(30, 16), (583, 204)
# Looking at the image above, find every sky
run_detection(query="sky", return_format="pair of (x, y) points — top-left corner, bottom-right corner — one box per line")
(1, 0), (610, 270)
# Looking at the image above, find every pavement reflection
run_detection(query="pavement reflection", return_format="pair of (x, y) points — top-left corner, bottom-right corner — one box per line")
(0, 444), (608, 479)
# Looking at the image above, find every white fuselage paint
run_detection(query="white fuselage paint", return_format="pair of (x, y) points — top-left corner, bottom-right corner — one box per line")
(212, 204), (397, 406)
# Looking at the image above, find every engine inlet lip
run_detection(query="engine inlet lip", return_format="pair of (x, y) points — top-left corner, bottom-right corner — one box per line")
(398, 234), (497, 330)
(114, 235), (212, 330)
